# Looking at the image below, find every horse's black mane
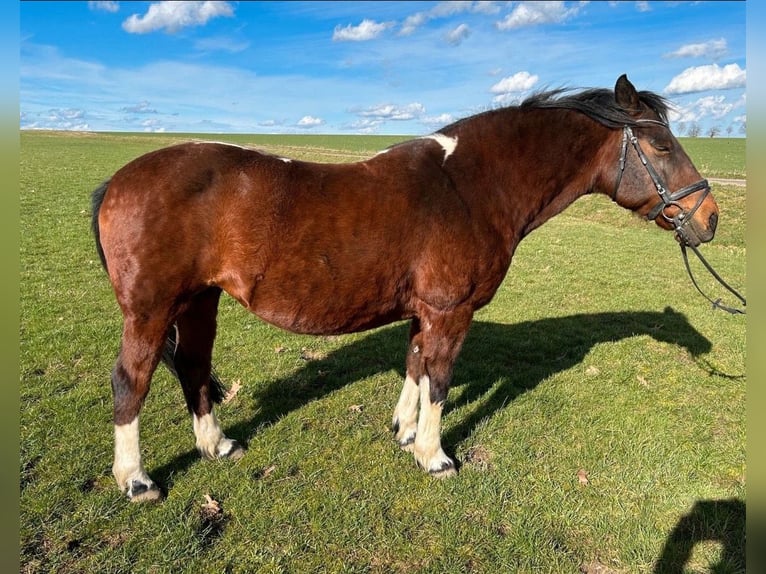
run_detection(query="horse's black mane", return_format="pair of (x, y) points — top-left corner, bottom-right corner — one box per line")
(520, 87), (671, 128)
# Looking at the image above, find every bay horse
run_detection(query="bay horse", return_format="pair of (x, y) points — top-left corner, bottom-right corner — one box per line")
(92, 74), (718, 502)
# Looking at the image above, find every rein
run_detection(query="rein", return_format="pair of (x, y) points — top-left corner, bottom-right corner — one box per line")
(612, 120), (746, 315)
(681, 243), (746, 315)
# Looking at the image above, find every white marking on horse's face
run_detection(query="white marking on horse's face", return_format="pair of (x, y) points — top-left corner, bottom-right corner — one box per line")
(420, 133), (459, 164)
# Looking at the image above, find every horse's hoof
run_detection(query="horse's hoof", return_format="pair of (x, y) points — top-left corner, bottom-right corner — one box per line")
(392, 419), (417, 452)
(127, 479), (163, 503)
(398, 436), (416, 452)
(428, 461), (457, 479)
(221, 439), (245, 461)
(416, 455), (457, 478)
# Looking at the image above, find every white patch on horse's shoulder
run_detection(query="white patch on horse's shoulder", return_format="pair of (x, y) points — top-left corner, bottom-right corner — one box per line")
(194, 140), (249, 150)
(374, 148), (390, 157)
(278, 157), (292, 163)
(420, 133), (458, 164)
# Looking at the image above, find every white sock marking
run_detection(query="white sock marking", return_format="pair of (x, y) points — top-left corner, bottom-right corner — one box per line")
(113, 417), (150, 490)
(414, 375), (453, 473)
(416, 376), (440, 456)
(393, 374), (420, 446)
(193, 411), (226, 460)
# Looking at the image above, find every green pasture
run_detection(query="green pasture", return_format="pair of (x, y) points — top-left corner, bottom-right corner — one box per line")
(20, 131), (745, 573)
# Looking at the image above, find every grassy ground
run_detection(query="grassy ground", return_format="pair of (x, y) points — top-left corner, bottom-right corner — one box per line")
(20, 131), (745, 573)
(677, 138), (745, 179)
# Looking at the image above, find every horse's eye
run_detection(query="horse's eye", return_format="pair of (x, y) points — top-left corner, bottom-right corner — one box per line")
(651, 139), (671, 153)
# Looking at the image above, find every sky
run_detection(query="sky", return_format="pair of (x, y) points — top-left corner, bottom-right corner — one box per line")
(19, 1), (747, 137)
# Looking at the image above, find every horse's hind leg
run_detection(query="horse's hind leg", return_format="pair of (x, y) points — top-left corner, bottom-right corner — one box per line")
(172, 287), (244, 461)
(111, 315), (168, 502)
(392, 319), (424, 451)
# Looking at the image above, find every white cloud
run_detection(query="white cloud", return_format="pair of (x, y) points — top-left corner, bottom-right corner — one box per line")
(297, 115), (324, 128)
(258, 119), (285, 128)
(88, 1), (119, 13)
(121, 100), (157, 114)
(22, 108), (90, 131)
(346, 117), (387, 134)
(695, 96), (735, 119)
(401, 1), (500, 36)
(669, 94), (744, 124)
(473, 1), (502, 15)
(665, 38), (727, 60)
(445, 24), (471, 46)
(490, 71), (539, 105)
(52, 108), (84, 120)
(122, 1), (234, 34)
(356, 103), (426, 121)
(490, 71), (539, 94)
(636, 1), (650, 12)
(496, 1), (585, 31)
(421, 113), (456, 127)
(332, 19), (393, 42)
(664, 63), (746, 94)
(194, 36), (250, 53)
(140, 118), (166, 132)
(400, 13), (428, 37)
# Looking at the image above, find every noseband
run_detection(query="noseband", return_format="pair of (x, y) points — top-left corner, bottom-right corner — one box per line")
(611, 120), (746, 315)
(612, 120), (710, 245)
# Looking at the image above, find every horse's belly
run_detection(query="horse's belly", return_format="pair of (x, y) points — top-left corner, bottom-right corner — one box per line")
(223, 267), (410, 335)
(253, 290), (407, 335)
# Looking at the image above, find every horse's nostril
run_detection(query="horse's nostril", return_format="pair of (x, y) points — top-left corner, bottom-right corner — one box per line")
(708, 211), (718, 232)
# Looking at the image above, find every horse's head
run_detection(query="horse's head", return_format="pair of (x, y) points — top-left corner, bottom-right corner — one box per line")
(608, 74), (719, 247)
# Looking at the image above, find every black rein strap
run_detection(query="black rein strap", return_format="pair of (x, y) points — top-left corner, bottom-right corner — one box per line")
(680, 243), (746, 315)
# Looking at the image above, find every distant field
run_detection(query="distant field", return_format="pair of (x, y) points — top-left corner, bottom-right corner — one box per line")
(677, 138), (745, 179)
(23, 130), (745, 178)
(20, 131), (745, 573)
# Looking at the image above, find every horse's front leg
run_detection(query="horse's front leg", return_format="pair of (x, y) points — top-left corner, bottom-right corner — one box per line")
(411, 305), (473, 477)
(392, 319), (424, 451)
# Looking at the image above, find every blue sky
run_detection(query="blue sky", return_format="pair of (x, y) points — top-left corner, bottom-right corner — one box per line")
(20, 1), (746, 136)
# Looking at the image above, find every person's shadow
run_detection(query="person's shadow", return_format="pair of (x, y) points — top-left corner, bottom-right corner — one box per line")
(151, 306), (716, 488)
(653, 498), (745, 574)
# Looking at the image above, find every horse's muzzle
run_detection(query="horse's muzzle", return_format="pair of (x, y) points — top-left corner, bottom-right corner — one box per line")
(705, 211), (718, 240)
(674, 209), (717, 247)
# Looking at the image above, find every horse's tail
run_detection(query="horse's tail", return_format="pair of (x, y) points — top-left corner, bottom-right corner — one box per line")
(91, 179), (226, 403)
(91, 179), (110, 272)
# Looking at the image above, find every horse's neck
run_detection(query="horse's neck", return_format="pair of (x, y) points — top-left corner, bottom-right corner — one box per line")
(451, 111), (610, 241)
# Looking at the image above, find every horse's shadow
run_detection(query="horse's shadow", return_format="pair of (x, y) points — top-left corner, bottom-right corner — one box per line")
(152, 307), (712, 486)
(653, 498), (745, 573)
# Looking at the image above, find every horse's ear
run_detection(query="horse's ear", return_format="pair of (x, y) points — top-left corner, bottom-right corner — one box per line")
(615, 74), (641, 115)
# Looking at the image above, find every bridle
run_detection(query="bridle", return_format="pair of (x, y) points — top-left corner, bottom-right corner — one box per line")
(612, 119), (746, 315)
(612, 120), (710, 241)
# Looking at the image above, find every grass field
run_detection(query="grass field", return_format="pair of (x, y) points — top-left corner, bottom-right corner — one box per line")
(20, 131), (745, 573)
